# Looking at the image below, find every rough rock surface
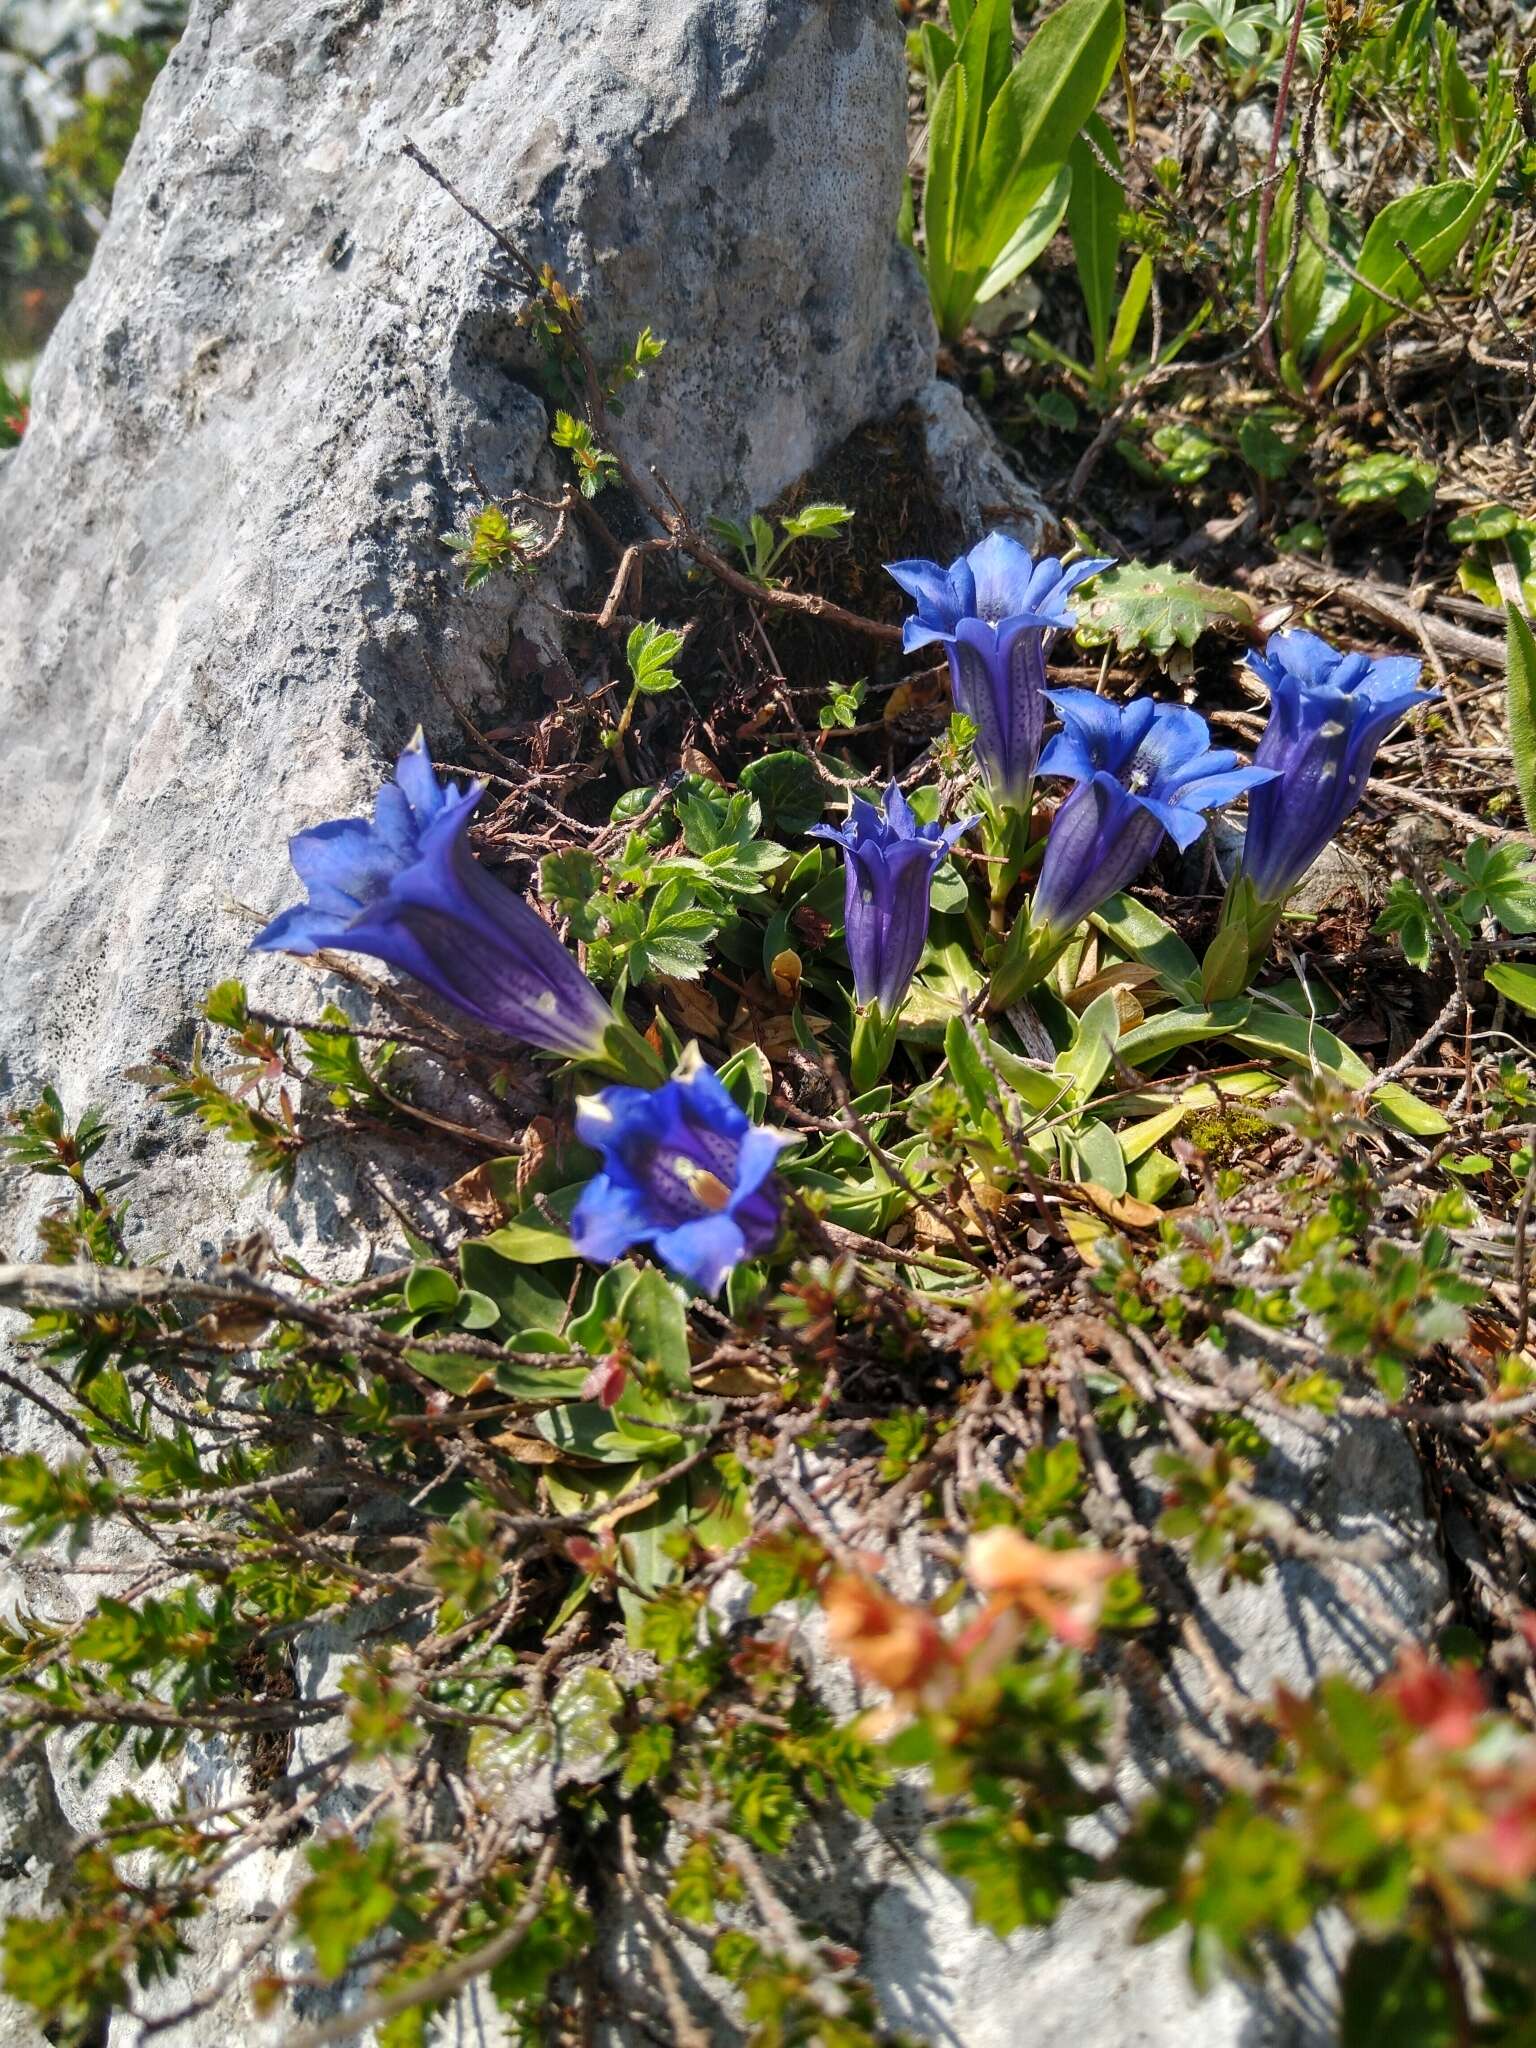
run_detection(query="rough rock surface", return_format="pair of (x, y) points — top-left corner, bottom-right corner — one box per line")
(0, 1), (1442, 2045)
(610, 1407), (1443, 2046)
(0, 0), (1003, 1271)
(0, 1), (1052, 2041)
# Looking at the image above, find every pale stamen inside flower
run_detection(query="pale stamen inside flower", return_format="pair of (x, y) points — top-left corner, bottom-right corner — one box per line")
(671, 1157), (733, 1212)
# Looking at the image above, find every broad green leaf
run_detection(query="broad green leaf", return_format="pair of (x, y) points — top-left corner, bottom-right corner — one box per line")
(1117, 1102), (1185, 1162)
(958, 0), (1017, 173)
(1128, 1147), (1181, 1204)
(403, 1266), (459, 1317)
(458, 1242), (570, 1334)
(944, 1015), (1008, 1145)
(1090, 892), (1200, 997)
(912, 19), (957, 98)
(1117, 1001), (1250, 1071)
(405, 1347), (489, 1396)
(1067, 113), (1120, 373)
(475, 1210), (578, 1266)
(567, 1262), (642, 1354)
(1075, 561), (1256, 662)
(921, 60), (968, 316)
(1268, 166), (1331, 359)
(975, 163), (1073, 305)
(1061, 1117), (1126, 1196)
(1315, 163), (1503, 387)
(1486, 960), (1536, 1015)
(738, 750), (825, 836)
(491, 1360), (590, 1402)
(965, 0), (1124, 274)
(1231, 1009), (1372, 1087)
(1370, 1082), (1449, 1137)
(716, 1042), (771, 1121)
(1505, 602), (1536, 831)
(535, 1402), (682, 1464)
(1055, 990), (1121, 1103)
(622, 1268), (692, 1391)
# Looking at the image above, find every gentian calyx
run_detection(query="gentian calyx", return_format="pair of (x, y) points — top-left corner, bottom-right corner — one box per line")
(569, 1044), (792, 1296)
(885, 533), (1112, 811)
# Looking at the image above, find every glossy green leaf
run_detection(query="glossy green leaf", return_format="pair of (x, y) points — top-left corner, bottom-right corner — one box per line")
(1315, 165), (1502, 387)
(966, 0), (1124, 274)
(1486, 960), (1536, 1015)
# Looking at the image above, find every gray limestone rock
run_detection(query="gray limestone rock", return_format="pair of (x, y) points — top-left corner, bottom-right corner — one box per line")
(0, 0), (1050, 2040)
(0, 0), (1440, 2043)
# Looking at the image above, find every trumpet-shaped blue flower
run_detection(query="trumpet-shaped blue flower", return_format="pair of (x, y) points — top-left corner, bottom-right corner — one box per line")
(1033, 691), (1276, 937)
(810, 783), (977, 1013)
(253, 732), (616, 1060)
(1239, 630), (1438, 904)
(886, 534), (1112, 808)
(570, 1046), (792, 1295)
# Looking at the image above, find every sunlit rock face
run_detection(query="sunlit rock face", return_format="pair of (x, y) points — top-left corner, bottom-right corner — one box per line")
(0, 1), (1054, 2040)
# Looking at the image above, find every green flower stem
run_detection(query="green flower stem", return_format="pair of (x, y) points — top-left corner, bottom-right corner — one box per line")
(979, 789), (1037, 935)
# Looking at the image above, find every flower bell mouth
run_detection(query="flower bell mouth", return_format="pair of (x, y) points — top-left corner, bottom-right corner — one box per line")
(884, 535), (1113, 811)
(570, 1045), (792, 1295)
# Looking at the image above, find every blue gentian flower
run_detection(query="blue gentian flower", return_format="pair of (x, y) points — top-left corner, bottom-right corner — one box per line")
(810, 783), (978, 1013)
(1032, 691), (1277, 937)
(253, 732), (616, 1061)
(1239, 630), (1438, 904)
(886, 534), (1112, 808)
(570, 1046), (792, 1295)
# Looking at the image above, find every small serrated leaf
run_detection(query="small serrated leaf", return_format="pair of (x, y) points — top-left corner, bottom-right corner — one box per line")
(1074, 561), (1256, 662)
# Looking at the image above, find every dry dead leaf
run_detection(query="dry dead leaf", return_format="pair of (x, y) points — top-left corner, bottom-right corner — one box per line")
(695, 1360), (781, 1396)
(444, 1159), (513, 1229)
(1073, 1182), (1164, 1229)
(1062, 963), (1162, 1012)
(658, 975), (726, 1042)
(883, 667), (949, 723)
(489, 1431), (564, 1465)
(770, 948), (802, 1002)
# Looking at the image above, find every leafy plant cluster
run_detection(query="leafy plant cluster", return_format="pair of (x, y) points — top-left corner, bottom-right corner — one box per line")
(4, 2), (1536, 2044)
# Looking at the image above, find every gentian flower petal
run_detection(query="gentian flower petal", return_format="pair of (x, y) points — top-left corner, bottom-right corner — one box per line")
(1240, 630), (1439, 903)
(1032, 697), (1271, 936)
(254, 732), (615, 1061)
(569, 1046), (790, 1295)
(651, 1216), (750, 1298)
(1033, 775), (1165, 935)
(886, 535), (1114, 810)
(817, 785), (976, 1013)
